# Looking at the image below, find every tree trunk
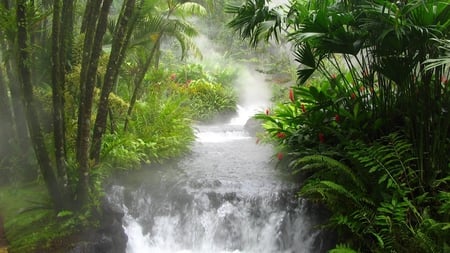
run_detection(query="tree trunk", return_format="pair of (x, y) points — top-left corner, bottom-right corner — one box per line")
(62, 0), (74, 73)
(16, 0), (64, 210)
(91, 0), (137, 163)
(75, 0), (113, 207)
(123, 33), (162, 132)
(0, 66), (14, 159)
(4, 41), (31, 153)
(51, 0), (68, 188)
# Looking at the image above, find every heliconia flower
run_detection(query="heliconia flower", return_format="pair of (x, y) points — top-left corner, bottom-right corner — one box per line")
(276, 132), (286, 139)
(335, 114), (340, 122)
(289, 88), (295, 102)
(301, 104), (306, 113)
(351, 93), (356, 99)
(277, 152), (284, 160)
(318, 133), (325, 143)
(265, 109), (270, 115)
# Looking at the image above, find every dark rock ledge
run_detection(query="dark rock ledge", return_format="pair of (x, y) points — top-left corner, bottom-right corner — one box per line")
(67, 200), (127, 253)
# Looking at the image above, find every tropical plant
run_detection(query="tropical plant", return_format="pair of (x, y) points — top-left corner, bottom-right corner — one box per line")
(186, 79), (238, 121)
(228, 0), (450, 251)
(122, 0), (207, 131)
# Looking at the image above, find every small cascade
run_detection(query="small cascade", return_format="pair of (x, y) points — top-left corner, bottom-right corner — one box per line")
(107, 103), (327, 253)
(107, 65), (329, 253)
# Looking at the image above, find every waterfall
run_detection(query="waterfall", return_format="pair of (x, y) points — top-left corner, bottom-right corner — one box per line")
(107, 68), (330, 253)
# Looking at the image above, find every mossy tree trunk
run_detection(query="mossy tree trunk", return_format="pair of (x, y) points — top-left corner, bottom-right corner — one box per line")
(91, 0), (137, 163)
(75, 0), (113, 208)
(16, 0), (65, 210)
(0, 66), (14, 160)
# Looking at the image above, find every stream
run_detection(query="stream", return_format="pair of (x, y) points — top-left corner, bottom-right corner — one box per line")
(107, 71), (330, 252)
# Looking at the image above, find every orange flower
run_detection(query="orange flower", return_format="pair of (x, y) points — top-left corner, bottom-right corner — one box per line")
(301, 104), (306, 113)
(276, 132), (286, 139)
(277, 152), (284, 160)
(289, 88), (295, 102)
(170, 73), (176, 80)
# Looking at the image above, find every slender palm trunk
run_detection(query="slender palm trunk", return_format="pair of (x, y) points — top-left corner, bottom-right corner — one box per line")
(0, 66), (14, 159)
(91, 0), (137, 163)
(16, 0), (64, 210)
(123, 34), (162, 132)
(75, 0), (113, 207)
(51, 0), (68, 189)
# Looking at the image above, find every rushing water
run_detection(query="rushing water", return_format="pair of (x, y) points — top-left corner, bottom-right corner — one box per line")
(108, 93), (329, 252)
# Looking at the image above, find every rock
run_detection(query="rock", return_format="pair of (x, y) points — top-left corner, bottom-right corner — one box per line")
(244, 117), (264, 136)
(68, 199), (128, 253)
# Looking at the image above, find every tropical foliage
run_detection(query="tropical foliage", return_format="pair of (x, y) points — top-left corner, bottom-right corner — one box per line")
(0, 0), (238, 251)
(228, 0), (450, 251)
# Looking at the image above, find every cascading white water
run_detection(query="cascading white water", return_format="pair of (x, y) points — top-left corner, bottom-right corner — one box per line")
(107, 68), (328, 253)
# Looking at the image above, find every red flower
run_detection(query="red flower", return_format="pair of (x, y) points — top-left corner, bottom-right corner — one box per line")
(265, 109), (270, 115)
(277, 152), (284, 160)
(301, 104), (306, 113)
(276, 132), (286, 139)
(335, 114), (340, 122)
(289, 88), (295, 102)
(351, 93), (356, 100)
(318, 133), (325, 143)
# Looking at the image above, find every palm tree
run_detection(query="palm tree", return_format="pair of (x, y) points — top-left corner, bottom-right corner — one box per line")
(123, 0), (206, 131)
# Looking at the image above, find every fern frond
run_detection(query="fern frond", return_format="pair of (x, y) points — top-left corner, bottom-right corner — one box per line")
(293, 154), (366, 192)
(349, 133), (417, 192)
(329, 244), (359, 253)
(300, 179), (362, 208)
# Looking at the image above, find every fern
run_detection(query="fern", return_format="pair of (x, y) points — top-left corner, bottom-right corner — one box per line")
(329, 244), (359, 253)
(348, 133), (417, 193)
(292, 154), (366, 192)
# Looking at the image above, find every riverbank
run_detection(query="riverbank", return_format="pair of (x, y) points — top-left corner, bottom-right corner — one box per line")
(0, 182), (127, 253)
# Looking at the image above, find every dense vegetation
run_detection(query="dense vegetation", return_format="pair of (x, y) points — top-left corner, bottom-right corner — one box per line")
(228, 0), (450, 252)
(0, 0), (241, 251)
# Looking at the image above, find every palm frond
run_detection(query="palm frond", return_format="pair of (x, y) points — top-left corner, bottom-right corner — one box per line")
(175, 2), (207, 17)
(226, 0), (285, 47)
(294, 43), (320, 84)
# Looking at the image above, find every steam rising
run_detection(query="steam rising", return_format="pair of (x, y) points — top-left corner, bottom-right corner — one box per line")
(193, 32), (273, 125)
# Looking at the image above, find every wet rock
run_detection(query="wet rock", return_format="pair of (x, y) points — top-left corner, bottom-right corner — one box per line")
(68, 199), (128, 253)
(244, 117), (264, 136)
